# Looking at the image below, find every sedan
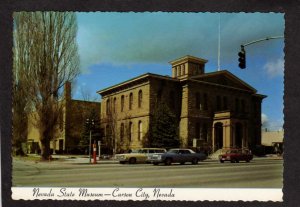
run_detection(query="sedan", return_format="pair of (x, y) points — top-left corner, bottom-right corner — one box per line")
(148, 148), (207, 165)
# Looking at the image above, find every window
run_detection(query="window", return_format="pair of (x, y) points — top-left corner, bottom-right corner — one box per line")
(106, 125), (110, 137)
(138, 90), (143, 108)
(217, 96), (222, 111)
(121, 95), (124, 112)
(120, 123), (124, 142)
(195, 122), (200, 138)
(138, 121), (143, 141)
(129, 93), (133, 110)
(106, 99), (110, 115)
(128, 122), (133, 142)
(195, 92), (200, 109)
(241, 99), (245, 112)
(223, 96), (228, 110)
(235, 98), (239, 112)
(113, 97), (117, 113)
(202, 123), (208, 142)
(203, 93), (208, 110)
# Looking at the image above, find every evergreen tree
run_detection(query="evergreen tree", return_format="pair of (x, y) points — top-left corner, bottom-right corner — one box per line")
(79, 109), (102, 154)
(149, 102), (180, 148)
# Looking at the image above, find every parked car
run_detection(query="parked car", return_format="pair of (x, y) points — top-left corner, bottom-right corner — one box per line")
(219, 148), (253, 163)
(115, 148), (166, 164)
(148, 148), (207, 165)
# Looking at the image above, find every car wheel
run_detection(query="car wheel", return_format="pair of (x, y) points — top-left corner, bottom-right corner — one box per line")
(129, 157), (136, 164)
(164, 158), (172, 166)
(220, 160), (224, 163)
(236, 159), (239, 163)
(246, 159), (250, 163)
(192, 158), (198, 165)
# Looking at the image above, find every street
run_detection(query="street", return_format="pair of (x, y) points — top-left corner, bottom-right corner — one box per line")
(13, 157), (283, 188)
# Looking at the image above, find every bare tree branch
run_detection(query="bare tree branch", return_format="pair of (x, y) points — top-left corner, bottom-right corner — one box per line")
(13, 12), (80, 159)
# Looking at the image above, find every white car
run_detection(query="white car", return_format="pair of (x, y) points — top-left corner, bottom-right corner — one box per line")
(115, 148), (167, 164)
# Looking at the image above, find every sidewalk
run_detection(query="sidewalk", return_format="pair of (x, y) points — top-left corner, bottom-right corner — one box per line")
(26, 154), (118, 164)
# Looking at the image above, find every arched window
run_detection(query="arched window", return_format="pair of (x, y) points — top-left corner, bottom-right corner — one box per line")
(195, 92), (200, 109)
(223, 96), (228, 110)
(120, 123), (124, 142)
(113, 97), (117, 113)
(129, 93), (133, 110)
(195, 122), (200, 139)
(138, 121), (143, 141)
(202, 123), (208, 142)
(121, 95), (124, 112)
(106, 99), (110, 115)
(235, 98), (239, 112)
(203, 93), (208, 110)
(106, 125), (110, 137)
(138, 90), (143, 108)
(128, 122), (133, 142)
(217, 96), (222, 111)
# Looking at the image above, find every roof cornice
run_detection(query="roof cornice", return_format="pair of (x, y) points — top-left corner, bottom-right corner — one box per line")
(97, 73), (178, 95)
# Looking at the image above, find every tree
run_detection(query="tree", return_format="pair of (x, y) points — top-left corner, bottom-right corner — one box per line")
(12, 13), (34, 155)
(149, 102), (180, 148)
(79, 109), (102, 154)
(13, 12), (80, 160)
(103, 100), (118, 155)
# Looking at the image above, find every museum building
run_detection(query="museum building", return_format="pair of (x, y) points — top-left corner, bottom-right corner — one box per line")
(97, 55), (266, 153)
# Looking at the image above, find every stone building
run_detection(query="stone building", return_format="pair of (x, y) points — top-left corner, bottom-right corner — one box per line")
(27, 82), (101, 154)
(97, 55), (266, 153)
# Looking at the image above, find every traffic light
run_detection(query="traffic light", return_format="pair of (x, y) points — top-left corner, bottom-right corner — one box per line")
(238, 45), (246, 69)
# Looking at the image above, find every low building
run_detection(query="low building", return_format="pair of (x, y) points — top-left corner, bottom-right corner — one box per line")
(97, 55), (266, 153)
(27, 82), (101, 154)
(261, 129), (284, 154)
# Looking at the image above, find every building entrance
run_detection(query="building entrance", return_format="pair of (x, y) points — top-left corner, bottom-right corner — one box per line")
(214, 122), (223, 150)
(235, 123), (243, 148)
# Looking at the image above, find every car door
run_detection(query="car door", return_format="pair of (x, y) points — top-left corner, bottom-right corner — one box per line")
(178, 150), (191, 162)
(138, 149), (148, 162)
(184, 150), (194, 162)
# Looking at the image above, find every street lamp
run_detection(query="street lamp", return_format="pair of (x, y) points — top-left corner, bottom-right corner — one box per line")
(86, 118), (94, 163)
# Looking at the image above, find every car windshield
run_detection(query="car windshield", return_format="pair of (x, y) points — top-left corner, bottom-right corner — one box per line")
(155, 149), (166, 153)
(168, 149), (178, 153)
(226, 149), (238, 154)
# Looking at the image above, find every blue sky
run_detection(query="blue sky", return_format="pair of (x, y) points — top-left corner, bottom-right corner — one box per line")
(73, 12), (284, 131)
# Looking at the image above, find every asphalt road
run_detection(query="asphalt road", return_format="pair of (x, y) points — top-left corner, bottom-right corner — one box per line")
(12, 158), (283, 188)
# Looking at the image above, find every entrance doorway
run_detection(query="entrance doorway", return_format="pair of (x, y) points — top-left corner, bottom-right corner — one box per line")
(235, 123), (243, 148)
(214, 122), (223, 150)
(59, 139), (64, 153)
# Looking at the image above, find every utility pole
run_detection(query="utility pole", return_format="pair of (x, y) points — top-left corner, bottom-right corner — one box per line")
(86, 118), (94, 163)
(238, 36), (283, 69)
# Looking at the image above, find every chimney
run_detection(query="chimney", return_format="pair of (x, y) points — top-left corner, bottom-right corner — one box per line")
(64, 81), (71, 102)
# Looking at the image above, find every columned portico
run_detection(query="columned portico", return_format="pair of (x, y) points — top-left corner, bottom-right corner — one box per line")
(212, 111), (248, 152)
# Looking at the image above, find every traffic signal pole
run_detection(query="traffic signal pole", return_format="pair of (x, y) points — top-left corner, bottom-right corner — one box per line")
(242, 36), (284, 47)
(238, 35), (284, 69)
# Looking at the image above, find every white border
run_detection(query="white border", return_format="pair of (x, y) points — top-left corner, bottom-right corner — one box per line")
(12, 187), (283, 201)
